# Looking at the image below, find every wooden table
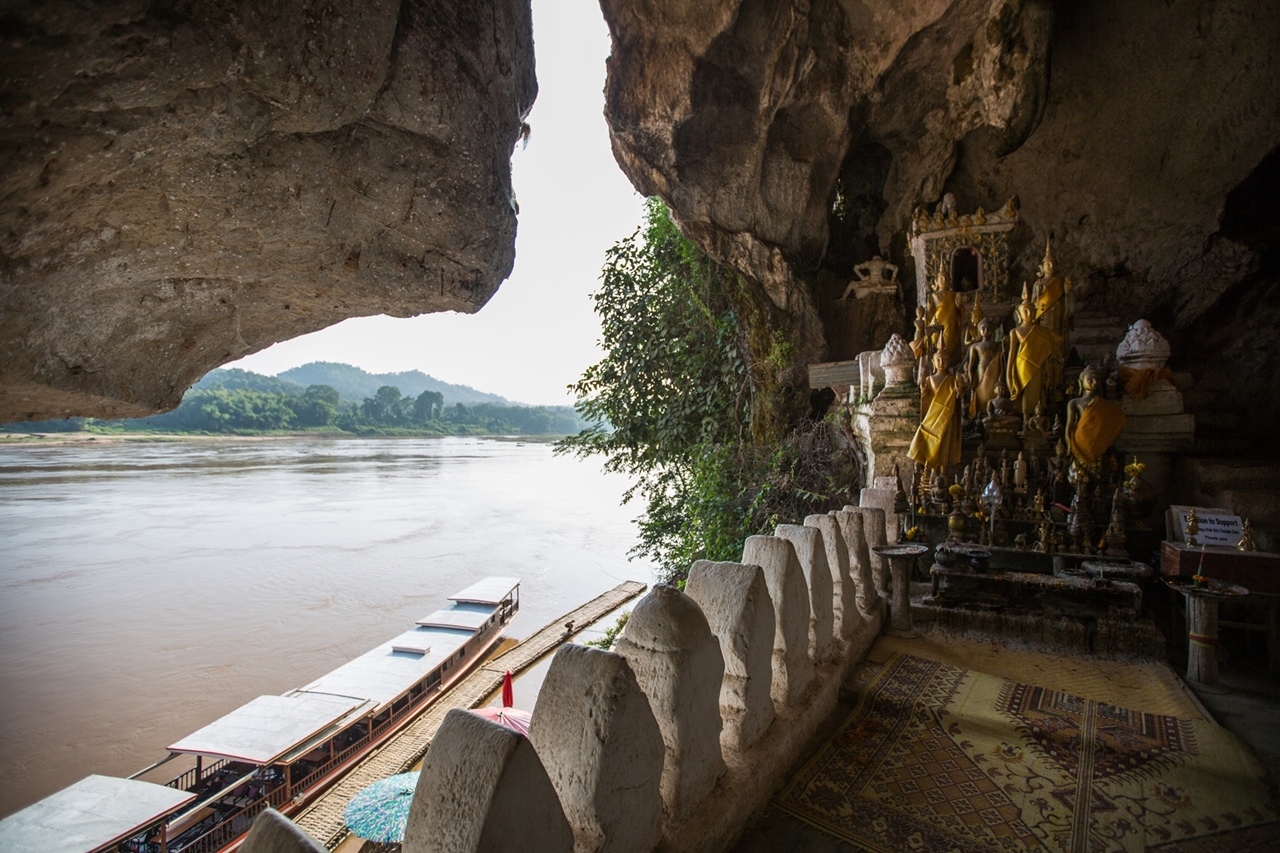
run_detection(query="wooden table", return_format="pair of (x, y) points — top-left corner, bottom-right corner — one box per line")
(1164, 576), (1249, 691)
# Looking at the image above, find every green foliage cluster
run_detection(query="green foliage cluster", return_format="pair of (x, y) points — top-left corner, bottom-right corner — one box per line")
(584, 611), (630, 650)
(559, 199), (862, 584)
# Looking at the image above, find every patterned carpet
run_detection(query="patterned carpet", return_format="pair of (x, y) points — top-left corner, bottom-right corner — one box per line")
(776, 654), (1280, 852)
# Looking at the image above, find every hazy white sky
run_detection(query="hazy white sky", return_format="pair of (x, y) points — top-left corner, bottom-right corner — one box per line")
(228, 1), (645, 405)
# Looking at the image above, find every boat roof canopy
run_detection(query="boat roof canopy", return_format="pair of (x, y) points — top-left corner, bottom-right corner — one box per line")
(448, 576), (521, 605)
(0, 775), (195, 853)
(417, 601), (497, 631)
(167, 693), (369, 765)
(298, 623), (474, 710)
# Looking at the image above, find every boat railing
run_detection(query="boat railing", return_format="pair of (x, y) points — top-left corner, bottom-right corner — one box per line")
(174, 785), (289, 853)
(165, 758), (230, 794)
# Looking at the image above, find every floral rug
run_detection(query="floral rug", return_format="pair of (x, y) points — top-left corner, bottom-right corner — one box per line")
(776, 654), (1280, 852)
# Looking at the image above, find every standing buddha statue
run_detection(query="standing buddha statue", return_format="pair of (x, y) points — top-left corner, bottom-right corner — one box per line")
(929, 268), (962, 369)
(908, 349), (966, 475)
(966, 317), (1003, 418)
(1033, 237), (1070, 387)
(1005, 284), (1063, 415)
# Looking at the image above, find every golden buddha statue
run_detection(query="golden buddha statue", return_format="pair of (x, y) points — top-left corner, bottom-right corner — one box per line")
(929, 268), (962, 369)
(908, 349), (966, 474)
(1032, 238), (1070, 386)
(1005, 285), (1062, 415)
(1065, 364), (1127, 466)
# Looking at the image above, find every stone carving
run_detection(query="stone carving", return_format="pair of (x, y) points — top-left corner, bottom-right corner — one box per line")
(685, 561), (776, 752)
(880, 333), (916, 388)
(528, 645), (664, 853)
(613, 585), (726, 820)
(841, 256), (900, 300)
(740, 536), (815, 708)
(1116, 319), (1171, 371)
(774, 524), (835, 663)
(804, 514), (860, 646)
(833, 510), (879, 618)
(857, 350), (887, 401)
(405, 709), (573, 853)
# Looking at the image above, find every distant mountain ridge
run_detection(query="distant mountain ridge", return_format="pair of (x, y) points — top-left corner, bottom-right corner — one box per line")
(273, 362), (514, 407)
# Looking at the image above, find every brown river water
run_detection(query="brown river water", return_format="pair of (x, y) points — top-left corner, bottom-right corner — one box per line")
(0, 435), (650, 817)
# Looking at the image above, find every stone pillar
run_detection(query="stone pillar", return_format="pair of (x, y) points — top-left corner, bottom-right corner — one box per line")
(405, 709), (573, 853)
(685, 560), (776, 753)
(528, 645), (664, 853)
(875, 544), (929, 639)
(740, 535), (815, 708)
(804, 513), (860, 645)
(613, 585), (726, 820)
(774, 524), (835, 663)
(834, 509), (879, 617)
(852, 334), (920, 489)
(859, 485), (902, 544)
(847, 505), (890, 598)
(241, 809), (325, 853)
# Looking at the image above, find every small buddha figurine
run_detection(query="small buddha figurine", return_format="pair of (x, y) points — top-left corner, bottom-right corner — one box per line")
(1238, 518), (1258, 552)
(1032, 490), (1046, 518)
(1027, 402), (1051, 434)
(1066, 364), (1127, 466)
(1184, 507), (1200, 547)
(1014, 451), (1029, 493)
(984, 381), (1019, 422)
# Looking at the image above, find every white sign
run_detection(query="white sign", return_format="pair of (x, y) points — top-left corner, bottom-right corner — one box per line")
(1172, 506), (1243, 547)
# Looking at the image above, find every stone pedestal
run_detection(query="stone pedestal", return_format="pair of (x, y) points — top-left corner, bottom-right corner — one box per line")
(852, 384), (919, 490)
(1116, 380), (1195, 530)
(875, 544), (929, 638)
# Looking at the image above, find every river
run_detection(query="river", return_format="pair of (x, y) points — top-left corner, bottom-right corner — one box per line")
(0, 435), (651, 817)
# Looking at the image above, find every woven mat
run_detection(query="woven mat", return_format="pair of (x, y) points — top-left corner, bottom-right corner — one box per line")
(777, 653), (1280, 852)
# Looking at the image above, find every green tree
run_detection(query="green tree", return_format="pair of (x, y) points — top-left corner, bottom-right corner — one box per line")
(559, 199), (862, 583)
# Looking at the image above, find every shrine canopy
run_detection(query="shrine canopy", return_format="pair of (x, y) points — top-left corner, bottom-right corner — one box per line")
(0, 775), (196, 853)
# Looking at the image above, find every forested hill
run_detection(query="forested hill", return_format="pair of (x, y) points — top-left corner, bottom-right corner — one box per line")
(5, 365), (587, 437)
(274, 362), (511, 407)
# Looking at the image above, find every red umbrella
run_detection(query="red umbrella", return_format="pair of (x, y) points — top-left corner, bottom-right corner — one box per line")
(501, 670), (514, 708)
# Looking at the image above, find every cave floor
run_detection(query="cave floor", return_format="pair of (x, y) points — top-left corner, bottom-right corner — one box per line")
(733, 628), (1280, 853)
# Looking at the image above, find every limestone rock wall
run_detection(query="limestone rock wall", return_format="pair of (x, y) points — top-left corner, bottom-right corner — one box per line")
(0, 0), (536, 421)
(601, 0), (1280, 447)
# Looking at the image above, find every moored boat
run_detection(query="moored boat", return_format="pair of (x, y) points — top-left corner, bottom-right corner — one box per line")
(0, 577), (521, 853)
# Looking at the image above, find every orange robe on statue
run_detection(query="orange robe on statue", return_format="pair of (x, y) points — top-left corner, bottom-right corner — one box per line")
(908, 373), (962, 471)
(1006, 323), (1061, 414)
(1068, 396), (1127, 465)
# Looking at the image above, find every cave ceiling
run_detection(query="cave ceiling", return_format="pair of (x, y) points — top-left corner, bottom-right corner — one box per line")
(601, 0), (1280, 446)
(2, 0), (1277, 442)
(0, 0), (536, 422)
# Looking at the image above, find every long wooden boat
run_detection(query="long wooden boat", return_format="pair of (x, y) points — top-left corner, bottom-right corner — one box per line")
(0, 577), (521, 853)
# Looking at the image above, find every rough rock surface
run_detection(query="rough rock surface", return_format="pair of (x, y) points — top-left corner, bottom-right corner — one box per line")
(0, 0), (536, 421)
(601, 0), (1280, 447)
